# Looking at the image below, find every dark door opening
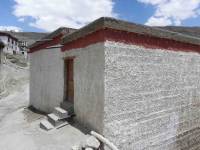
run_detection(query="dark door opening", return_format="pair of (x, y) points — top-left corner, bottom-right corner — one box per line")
(65, 58), (74, 103)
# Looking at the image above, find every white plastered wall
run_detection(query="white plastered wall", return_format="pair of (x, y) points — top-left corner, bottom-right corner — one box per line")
(30, 46), (64, 113)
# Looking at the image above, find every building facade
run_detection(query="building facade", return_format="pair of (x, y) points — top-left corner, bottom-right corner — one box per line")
(29, 27), (76, 112)
(0, 31), (34, 58)
(0, 32), (20, 55)
(18, 40), (28, 56)
(29, 17), (200, 150)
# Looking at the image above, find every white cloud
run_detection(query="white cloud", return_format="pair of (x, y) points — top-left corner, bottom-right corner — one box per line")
(146, 17), (172, 26)
(18, 18), (25, 22)
(13, 0), (116, 31)
(137, 0), (167, 5)
(0, 26), (22, 32)
(137, 0), (200, 26)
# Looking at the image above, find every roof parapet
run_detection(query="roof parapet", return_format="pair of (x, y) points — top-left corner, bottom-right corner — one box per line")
(62, 17), (200, 46)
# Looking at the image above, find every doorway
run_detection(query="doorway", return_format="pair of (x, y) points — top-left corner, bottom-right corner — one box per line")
(65, 58), (74, 103)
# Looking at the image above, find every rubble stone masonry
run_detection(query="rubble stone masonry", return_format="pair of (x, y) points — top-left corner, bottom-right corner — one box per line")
(103, 41), (200, 150)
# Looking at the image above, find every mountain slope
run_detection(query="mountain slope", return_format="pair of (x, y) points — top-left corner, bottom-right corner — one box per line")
(4, 31), (48, 46)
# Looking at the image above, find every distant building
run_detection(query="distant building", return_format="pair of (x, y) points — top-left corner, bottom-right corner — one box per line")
(0, 31), (47, 59)
(0, 32), (20, 55)
(18, 40), (28, 57)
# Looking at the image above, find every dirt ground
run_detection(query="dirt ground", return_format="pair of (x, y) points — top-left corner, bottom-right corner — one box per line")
(0, 84), (87, 150)
(0, 56), (87, 150)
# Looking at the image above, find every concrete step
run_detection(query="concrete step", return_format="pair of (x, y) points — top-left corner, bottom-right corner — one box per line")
(53, 107), (69, 119)
(40, 120), (54, 131)
(47, 113), (64, 127)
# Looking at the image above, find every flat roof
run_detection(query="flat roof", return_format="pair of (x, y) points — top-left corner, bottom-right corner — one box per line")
(0, 32), (18, 41)
(29, 27), (76, 49)
(62, 17), (200, 46)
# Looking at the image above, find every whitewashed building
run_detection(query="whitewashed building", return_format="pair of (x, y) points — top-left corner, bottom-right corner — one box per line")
(29, 17), (200, 150)
(18, 40), (29, 59)
(0, 32), (20, 54)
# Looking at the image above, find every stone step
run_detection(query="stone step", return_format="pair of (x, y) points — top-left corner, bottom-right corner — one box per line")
(53, 107), (69, 119)
(40, 120), (54, 131)
(60, 101), (74, 115)
(47, 113), (64, 127)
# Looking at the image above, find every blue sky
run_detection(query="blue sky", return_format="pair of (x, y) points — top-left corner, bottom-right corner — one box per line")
(0, 0), (200, 32)
(0, 0), (35, 31)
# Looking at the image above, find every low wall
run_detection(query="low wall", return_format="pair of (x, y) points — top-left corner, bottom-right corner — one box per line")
(104, 41), (200, 150)
(30, 46), (64, 113)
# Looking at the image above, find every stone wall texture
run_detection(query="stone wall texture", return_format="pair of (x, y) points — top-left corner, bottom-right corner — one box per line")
(103, 41), (200, 150)
(30, 47), (64, 113)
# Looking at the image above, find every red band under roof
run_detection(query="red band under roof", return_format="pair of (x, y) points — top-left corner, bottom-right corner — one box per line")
(61, 28), (200, 53)
(29, 27), (76, 53)
(29, 17), (200, 54)
(29, 34), (62, 53)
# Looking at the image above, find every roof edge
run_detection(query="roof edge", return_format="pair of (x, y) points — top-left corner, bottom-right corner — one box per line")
(29, 27), (77, 49)
(0, 31), (18, 41)
(62, 17), (200, 47)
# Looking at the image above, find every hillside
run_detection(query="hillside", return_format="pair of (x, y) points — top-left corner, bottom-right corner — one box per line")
(4, 31), (48, 46)
(0, 54), (29, 99)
